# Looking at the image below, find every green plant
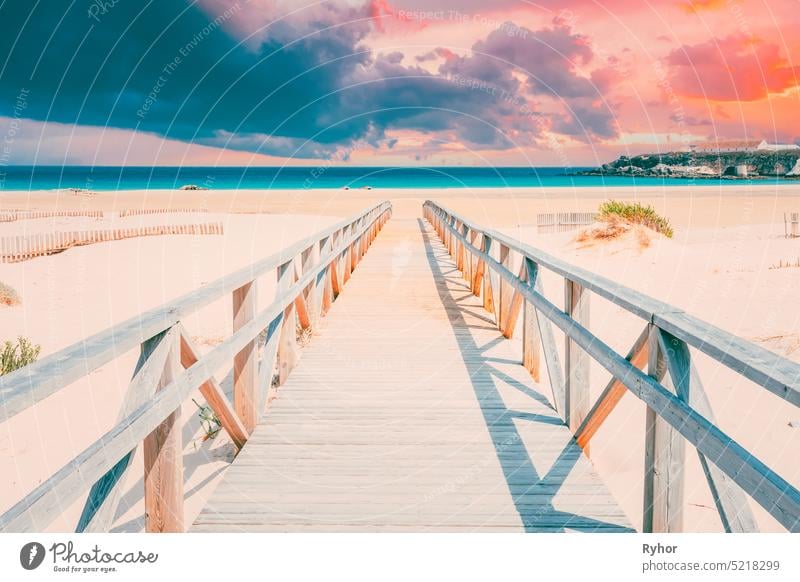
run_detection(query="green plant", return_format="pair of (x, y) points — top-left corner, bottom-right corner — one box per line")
(0, 281), (20, 306)
(1, 336), (41, 375)
(192, 398), (222, 441)
(598, 200), (674, 238)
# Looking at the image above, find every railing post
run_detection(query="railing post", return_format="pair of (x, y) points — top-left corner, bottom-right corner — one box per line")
(564, 278), (590, 435)
(643, 324), (685, 532)
(301, 243), (319, 329)
(143, 330), (183, 532)
(277, 259), (299, 386)
(482, 235), (495, 314)
(522, 259), (541, 382)
(498, 244), (512, 330)
(467, 229), (478, 284)
(232, 280), (259, 432)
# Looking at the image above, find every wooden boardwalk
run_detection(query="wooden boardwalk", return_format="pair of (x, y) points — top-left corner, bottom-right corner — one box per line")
(192, 218), (633, 532)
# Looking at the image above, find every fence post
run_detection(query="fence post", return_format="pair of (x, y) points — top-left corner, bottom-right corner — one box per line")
(233, 280), (258, 432)
(482, 235), (495, 314)
(522, 259), (541, 382)
(143, 331), (183, 532)
(564, 278), (590, 435)
(643, 324), (685, 532)
(498, 244), (512, 330)
(277, 259), (299, 385)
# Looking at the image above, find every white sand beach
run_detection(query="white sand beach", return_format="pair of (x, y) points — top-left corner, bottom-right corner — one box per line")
(1, 184), (799, 532)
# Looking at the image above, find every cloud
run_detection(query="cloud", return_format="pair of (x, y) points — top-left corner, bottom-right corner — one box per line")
(679, 0), (727, 13)
(665, 34), (800, 101)
(0, 1), (622, 161)
(437, 20), (618, 140)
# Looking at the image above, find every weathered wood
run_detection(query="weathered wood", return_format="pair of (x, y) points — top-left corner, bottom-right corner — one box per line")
(301, 244), (320, 328)
(482, 236), (495, 315)
(76, 328), (177, 533)
(500, 262), (526, 339)
(0, 206), (392, 533)
(233, 280), (259, 433)
(277, 260), (299, 386)
(574, 326), (649, 449)
(179, 329), (248, 449)
(425, 201), (800, 531)
(656, 329), (758, 533)
(643, 324), (684, 533)
(0, 202), (391, 421)
(425, 202), (800, 408)
(521, 259), (541, 382)
(498, 244), (512, 330)
(472, 235), (486, 297)
(564, 279), (590, 435)
(143, 330), (184, 533)
(193, 217), (632, 533)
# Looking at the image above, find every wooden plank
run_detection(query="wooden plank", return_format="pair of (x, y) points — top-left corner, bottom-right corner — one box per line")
(301, 244), (320, 328)
(656, 330), (758, 533)
(427, 202), (800, 530)
(497, 244), (512, 330)
(143, 330), (184, 533)
(193, 217), (632, 533)
(179, 329), (248, 449)
(574, 325), (649, 449)
(0, 202), (392, 421)
(482, 236), (495, 315)
(233, 280), (259, 433)
(277, 260), (299, 386)
(643, 324), (685, 533)
(565, 279), (590, 435)
(500, 262), (526, 339)
(522, 298), (541, 382)
(0, 221), (391, 533)
(426, 201), (800, 409)
(76, 328), (177, 533)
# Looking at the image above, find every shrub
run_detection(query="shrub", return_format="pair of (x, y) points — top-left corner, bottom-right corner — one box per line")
(0, 336), (41, 375)
(598, 200), (674, 238)
(0, 281), (20, 306)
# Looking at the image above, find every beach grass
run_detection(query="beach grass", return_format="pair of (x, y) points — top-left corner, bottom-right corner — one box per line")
(1, 336), (41, 376)
(598, 200), (674, 238)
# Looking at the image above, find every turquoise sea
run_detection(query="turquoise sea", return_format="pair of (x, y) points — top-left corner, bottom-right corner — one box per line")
(0, 166), (795, 191)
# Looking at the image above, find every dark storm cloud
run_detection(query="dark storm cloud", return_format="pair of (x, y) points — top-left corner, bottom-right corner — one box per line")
(0, 2), (615, 158)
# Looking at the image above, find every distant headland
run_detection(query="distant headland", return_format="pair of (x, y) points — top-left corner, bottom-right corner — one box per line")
(582, 139), (800, 179)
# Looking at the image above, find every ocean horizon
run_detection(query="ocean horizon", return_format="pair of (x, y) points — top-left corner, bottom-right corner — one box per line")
(1, 165), (796, 191)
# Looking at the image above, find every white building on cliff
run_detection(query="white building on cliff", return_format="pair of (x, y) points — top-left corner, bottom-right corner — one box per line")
(690, 139), (800, 153)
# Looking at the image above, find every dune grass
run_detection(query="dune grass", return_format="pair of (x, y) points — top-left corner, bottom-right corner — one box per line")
(598, 200), (674, 238)
(1, 336), (41, 376)
(0, 281), (20, 306)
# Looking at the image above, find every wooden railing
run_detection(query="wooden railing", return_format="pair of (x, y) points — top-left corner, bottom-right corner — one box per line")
(0, 201), (392, 533)
(424, 200), (800, 533)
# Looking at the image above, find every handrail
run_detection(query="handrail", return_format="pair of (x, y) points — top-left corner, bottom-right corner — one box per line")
(0, 201), (392, 533)
(424, 200), (799, 533)
(0, 200), (391, 421)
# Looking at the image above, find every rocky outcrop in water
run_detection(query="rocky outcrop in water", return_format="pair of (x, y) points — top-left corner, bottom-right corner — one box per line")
(583, 150), (800, 178)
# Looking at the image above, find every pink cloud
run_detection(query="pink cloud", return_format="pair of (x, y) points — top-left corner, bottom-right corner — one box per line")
(666, 34), (800, 101)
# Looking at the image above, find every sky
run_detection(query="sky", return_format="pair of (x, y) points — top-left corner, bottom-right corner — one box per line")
(0, 0), (798, 167)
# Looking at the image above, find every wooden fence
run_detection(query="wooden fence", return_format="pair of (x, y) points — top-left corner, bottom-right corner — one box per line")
(0, 223), (225, 263)
(119, 209), (210, 217)
(424, 200), (800, 533)
(785, 212), (799, 238)
(0, 201), (391, 533)
(0, 210), (104, 222)
(536, 211), (596, 234)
